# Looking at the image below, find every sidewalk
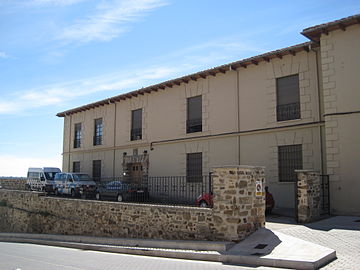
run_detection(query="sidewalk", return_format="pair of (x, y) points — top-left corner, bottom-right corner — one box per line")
(266, 215), (360, 270)
(0, 225), (335, 270)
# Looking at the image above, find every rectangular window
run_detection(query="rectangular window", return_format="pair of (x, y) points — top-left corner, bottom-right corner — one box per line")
(72, 161), (80, 173)
(74, 123), (82, 148)
(186, 152), (202, 182)
(92, 160), (101, 180)
(93, 118), (103, 146)
(278, 144), (303, 182)
(187, 95), (202, 133)
(276, 74), (300, 121)
(131, 109), (142, 141)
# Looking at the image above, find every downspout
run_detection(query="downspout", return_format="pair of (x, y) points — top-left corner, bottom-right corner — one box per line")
(113, 101), (117, 178)
(312, 45), (325, 175)
(236, 67), (241, 165)
(68, 114), (72, 172)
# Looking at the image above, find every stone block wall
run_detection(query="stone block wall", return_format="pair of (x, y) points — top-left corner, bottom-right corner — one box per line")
(296, 170), (321, 223)
(0, 178), (27, 190)
(0, 166), (266, 242)
(212, 166), (266, 241)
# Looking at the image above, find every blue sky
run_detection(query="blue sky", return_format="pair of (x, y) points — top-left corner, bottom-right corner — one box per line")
(0, 0), (359, 176)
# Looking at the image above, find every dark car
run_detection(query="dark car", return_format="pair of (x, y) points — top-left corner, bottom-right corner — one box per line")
(95, 180), (149, 202)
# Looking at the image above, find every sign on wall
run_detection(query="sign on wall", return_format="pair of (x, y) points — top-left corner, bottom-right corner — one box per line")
(256, 179), (263, 196)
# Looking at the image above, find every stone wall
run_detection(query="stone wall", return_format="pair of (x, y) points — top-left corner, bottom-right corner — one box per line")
(0, 178), (27, 190)
(0, 166), (266, 241)
(296, 170), (321, 223)
(212, 166), (266, 241)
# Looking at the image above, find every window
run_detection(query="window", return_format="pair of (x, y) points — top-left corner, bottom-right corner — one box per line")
(74, 123), (82, 148)
(276, 74), (300, 121)
(186, 152), (202, 182)
(93, 118), (103, 146)
(187, 95), (202, 133)
(278, 144), (303, 182)
(131, 109), (142, 141)
(92, 160), (101, 180)
(72, 161), (80, 173)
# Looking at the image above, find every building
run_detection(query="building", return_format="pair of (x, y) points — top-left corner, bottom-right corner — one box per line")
(57, 14), (360, 215)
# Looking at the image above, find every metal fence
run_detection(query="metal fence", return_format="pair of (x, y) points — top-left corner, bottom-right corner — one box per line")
(94, 174), (212, 207)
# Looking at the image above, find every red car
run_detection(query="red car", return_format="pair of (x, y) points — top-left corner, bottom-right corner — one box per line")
(195, 187), (275, 212)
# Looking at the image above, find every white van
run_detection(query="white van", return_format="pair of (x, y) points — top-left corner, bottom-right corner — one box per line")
(26, 167), (61, 193)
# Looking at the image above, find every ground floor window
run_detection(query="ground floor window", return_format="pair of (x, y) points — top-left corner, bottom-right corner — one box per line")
(72, 161), (80, 173)
(186, 152), (202, 182)
(278, 144), (303, 182)
(92, 160), (101, 180)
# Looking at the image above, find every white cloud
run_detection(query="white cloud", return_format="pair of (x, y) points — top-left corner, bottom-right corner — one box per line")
(56, 0), (167, 44)
(27, 0), (86, 6)
(0, 155), (62, 177)
(0, 52), (9, 58)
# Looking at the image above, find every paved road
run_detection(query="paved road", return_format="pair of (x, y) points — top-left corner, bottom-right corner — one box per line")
(0, 242), (277, 270)
(266, 215), (360, 270)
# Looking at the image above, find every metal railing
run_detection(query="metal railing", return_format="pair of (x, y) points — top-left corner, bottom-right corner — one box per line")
(93, 135), (102, 146)
(73, 139), (81, 148)
(130, 128), (142, 141)
(94, 175), (212, 207)
(277, 102), (300, 121)
(186, 118), (202, 133)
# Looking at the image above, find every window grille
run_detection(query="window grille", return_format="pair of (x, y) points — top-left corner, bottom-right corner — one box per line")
(92, 160), (101, 180)
(186, 152), (202, 182)
(72, 161), (80, 173)
(278, 144), (303, 182)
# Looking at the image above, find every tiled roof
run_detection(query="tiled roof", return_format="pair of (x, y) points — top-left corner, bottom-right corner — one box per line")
(57, 41), (315, 117)
(301, 13), (360, 41)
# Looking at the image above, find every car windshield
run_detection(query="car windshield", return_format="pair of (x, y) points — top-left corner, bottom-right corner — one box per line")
(106, 181), (124, 188)
(73, 174), (92, 181)
(44, 172), (57, 180)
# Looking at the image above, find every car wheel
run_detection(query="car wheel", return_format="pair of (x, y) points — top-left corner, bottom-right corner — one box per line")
(199, 200), (208, 207)
(117, 194), (123, 202)
(95, 192), (101, 200)
(71, 189), (76, 198)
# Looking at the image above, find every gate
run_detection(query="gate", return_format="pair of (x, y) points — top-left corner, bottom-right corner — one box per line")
(320, 174), (330, 216)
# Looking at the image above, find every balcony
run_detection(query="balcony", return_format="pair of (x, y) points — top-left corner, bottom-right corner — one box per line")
(93, 135), (102, 146)
(277, 102), (300, 122)
(131, 128), (142, 141)
(186, 118), (202, 133)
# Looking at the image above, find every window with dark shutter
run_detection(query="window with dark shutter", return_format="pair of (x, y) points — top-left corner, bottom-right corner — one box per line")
(186, 152), (202, 182)
(276, 74), (300, 121)
(74, 123), (81, 148)
(93, 118), (103, 146)
(131, 109), (142, 141)
(92, 160), (101, 180)
(187, 96), (202, 133)
(278, 145), (303, 182)
(72, 161), (80, 173)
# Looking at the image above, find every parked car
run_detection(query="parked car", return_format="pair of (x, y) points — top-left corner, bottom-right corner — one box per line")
(26, 167), (61, 193)
(54, 173), (97, 198)
(195, 192), (213, 207)
(95, 180), (149, 202)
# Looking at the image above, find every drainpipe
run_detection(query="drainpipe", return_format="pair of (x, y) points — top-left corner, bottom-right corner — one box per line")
(68, 114), (72, 172)
(311, 45), (325, 175)
(236, 67), (241, 165)
(113, 101), (117, 178)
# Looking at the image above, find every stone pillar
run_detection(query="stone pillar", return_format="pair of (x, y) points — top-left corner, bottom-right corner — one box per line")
(212, 166), (265, 241)
(296, 170), (321, 223)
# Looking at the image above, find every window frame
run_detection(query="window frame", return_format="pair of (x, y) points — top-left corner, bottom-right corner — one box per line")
(131, 109), (142, 141)
(186, 95), (202, 133)
(93, 118), (103, 146)
(72, 161), (81, 173)
(73, 123), (82, 148)
(276, 74), (301, 122)
(186, 152), (203, 183)
(92, 160), (102, 180)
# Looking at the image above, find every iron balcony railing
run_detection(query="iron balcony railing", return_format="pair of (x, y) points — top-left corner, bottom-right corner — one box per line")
(73, 139), (81, 148)
(93, 135), (102, 146)
(186, 118), (202, 133)
(277, 102), (300, 121)
(130, 128), (142, 141)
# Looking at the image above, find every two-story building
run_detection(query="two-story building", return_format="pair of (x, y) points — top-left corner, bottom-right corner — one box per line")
(57, 14), (360, 215)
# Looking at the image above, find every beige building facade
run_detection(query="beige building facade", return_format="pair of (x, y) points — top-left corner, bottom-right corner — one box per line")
(58, 14), (360, 215)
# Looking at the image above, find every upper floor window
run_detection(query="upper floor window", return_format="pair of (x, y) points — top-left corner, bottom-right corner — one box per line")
(73, 123), (81, 148)
(278, 144), (303, 182)
(276, 74), (300, 121)
(72, 161), (80, 173)
(186, 152), (202, 182)
(131, 109), (142, 141)
(93, 118), (103, 146)
(187, 95), (202, 133)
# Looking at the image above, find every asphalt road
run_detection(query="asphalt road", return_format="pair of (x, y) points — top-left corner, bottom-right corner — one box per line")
(0, 242), (277, 270)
